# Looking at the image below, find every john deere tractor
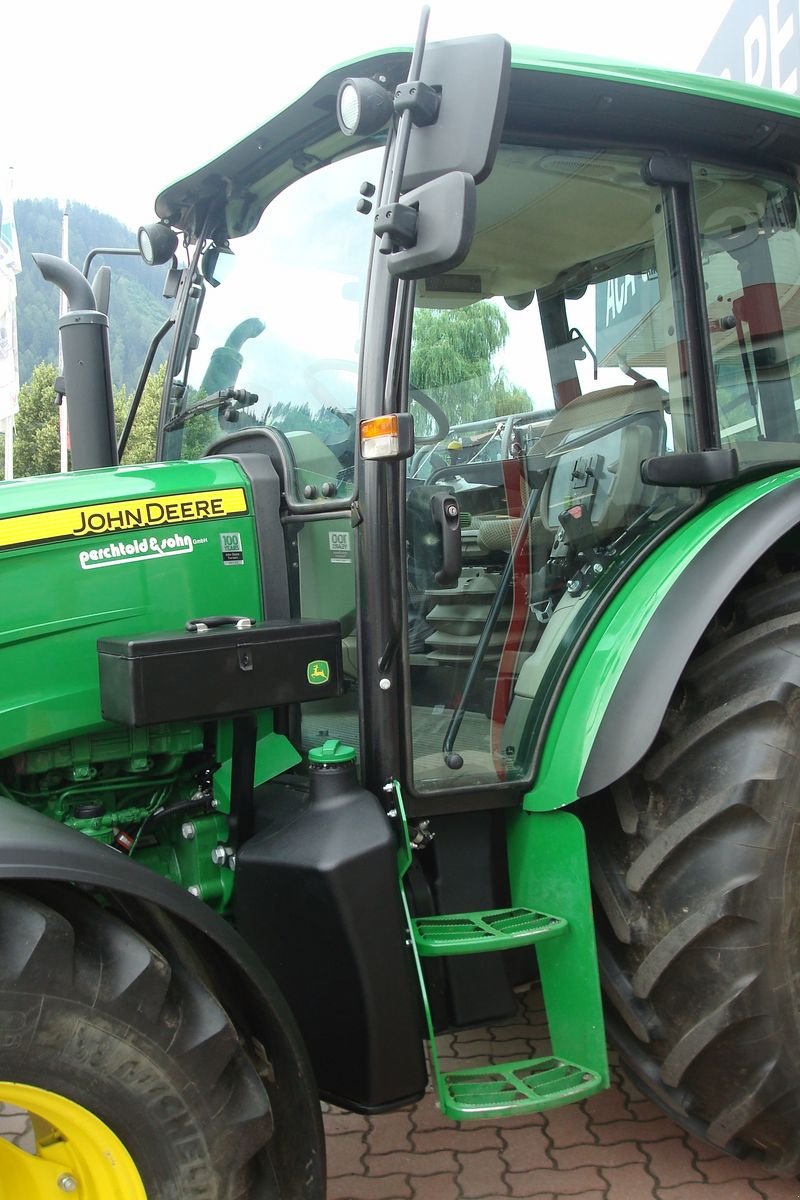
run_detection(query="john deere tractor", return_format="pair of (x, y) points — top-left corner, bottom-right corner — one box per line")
(4, 10), (800, 1195)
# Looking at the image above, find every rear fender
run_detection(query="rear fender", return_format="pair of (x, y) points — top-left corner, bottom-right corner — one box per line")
(525, 471), (800, 810)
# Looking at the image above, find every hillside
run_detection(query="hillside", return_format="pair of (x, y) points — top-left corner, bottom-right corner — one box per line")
(14, 199), (171, 392)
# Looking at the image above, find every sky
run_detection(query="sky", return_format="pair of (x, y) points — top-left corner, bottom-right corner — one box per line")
(4, 0), (736, 232)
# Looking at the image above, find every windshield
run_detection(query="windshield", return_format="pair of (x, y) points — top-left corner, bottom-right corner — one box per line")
(161, 149), (383, 499)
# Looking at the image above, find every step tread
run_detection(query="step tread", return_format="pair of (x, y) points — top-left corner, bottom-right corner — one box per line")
(440, 1056), (602, 1119)
(412, 906), (566, 956)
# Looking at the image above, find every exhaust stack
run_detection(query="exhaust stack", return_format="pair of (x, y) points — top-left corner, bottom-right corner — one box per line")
(33, 253), (119, 470)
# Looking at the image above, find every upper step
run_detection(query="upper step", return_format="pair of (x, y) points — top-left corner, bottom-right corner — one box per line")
(411, 906), (567, 956)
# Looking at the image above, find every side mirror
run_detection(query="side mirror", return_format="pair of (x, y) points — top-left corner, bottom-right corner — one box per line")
(385, 171), (476, 280)
(201, 243), (235, 288)
(377, 33), (509, 280)
(402, 35), (511, 191)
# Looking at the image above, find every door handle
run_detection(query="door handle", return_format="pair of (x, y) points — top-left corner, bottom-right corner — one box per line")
(430, 493), (462, 586)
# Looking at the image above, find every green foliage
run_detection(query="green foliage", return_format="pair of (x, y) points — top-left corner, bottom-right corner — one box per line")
(410, 301), (530, 425)
(116, 363), (166, 465)
(14, 199), (170, 392)
(7, 362), (62, 478)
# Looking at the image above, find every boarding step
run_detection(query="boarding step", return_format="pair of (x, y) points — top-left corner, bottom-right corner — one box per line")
(412, 906), (566, 956)
(438, 1056), (603, 1120)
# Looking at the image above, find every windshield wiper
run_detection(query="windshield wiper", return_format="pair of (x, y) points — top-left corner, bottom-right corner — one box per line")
(162, 387), (258, 433)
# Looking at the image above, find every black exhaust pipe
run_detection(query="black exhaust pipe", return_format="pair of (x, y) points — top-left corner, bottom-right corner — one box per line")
(32, 253), (119, 470)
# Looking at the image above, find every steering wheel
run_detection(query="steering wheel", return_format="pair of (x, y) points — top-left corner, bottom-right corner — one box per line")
(408, 386), (449, 445)
(304, 360), (450, 446)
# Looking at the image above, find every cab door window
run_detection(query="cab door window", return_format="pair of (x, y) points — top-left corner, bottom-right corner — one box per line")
(404, 146), (698, 795)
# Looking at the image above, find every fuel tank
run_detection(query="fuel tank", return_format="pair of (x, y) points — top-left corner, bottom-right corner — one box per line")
(0, 459), (265, 756)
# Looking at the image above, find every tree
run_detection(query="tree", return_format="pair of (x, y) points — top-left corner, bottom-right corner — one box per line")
(116, 363), (165, 465)
(410, 301), (529, 426)
(6, 362), (62, 478)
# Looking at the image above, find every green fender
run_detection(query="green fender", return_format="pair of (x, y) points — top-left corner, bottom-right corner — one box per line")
(525, 469), (800, 812)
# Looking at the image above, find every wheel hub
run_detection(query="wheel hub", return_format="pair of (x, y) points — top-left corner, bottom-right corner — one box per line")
(0, 1082), (146, 1198)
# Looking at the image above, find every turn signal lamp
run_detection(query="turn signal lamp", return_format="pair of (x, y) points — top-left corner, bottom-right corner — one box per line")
(360, 413), (414, 461)
(336, 77), (394, 137)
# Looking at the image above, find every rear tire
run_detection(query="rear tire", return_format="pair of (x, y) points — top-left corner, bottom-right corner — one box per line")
(588, 567), (800, 1174)
(0, 886), (291, 1198)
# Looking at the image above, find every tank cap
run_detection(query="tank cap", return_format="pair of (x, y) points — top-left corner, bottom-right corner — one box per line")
(309, 738), (357, 766)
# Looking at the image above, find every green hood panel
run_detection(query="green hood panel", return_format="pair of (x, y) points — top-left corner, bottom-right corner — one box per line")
(0, 459), (263, 757)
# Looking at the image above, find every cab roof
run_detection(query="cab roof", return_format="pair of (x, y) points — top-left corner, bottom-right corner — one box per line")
(155, 43), (800, 243)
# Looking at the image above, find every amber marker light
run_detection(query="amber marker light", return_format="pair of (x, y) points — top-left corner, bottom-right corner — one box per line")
(360, 413), (414, 461)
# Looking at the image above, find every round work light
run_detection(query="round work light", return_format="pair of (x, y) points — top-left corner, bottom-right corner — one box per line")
(137, 221), (179, 267)
(336, 77), (393, 137)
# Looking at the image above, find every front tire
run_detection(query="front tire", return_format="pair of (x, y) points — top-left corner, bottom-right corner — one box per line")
(588, 567), (800, 1174)
(0, 886), (284, 1198)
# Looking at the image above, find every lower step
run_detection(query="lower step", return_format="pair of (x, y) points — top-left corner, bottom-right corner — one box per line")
(438, 1056), (603, 1120)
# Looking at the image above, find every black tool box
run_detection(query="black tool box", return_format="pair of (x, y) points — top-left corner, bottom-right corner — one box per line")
(98, 617), (343, 726)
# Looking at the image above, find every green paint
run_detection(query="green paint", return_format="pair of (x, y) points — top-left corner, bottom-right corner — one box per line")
(0, 459), (263, 759)
(412, 908), (567, 956)
(525, 469), (800, 813)
(308, 739), (356, 765)
(507, 808), (609, 1086)
(213, 713), (302, 814)
(396, 779), (607, 1119)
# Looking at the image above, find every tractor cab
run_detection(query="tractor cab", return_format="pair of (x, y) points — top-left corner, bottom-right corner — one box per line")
(151, 39), (800, 809)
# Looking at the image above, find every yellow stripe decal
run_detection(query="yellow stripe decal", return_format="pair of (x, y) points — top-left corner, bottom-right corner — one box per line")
(0, 487), (249, 549)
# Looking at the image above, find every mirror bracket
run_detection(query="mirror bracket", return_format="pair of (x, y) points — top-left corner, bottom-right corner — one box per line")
(374, 202), (418, 252)
(394, 80), (441, 127)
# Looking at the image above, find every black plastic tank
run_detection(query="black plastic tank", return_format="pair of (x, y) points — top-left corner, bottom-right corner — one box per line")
(235, 740), (427, 1111)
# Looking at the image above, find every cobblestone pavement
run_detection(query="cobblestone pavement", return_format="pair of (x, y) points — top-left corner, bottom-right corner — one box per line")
(323, 988), (800, 1200)
(2, 987), (799, 1198)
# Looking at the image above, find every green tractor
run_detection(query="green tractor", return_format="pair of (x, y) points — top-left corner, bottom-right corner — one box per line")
(4, 10), (800, 1195)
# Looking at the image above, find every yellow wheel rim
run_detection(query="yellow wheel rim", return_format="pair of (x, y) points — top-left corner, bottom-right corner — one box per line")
(0, 1082), (147, 1199)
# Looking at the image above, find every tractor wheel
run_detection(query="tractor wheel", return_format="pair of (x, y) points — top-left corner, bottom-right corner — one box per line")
(587, 567), (800, 1174)
(0, 886), (307, 1198)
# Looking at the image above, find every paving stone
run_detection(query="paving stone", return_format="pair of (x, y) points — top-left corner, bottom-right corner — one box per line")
(591, 1114), (683, 1144)
(456, 1147), (511, 1198)
(365, 1149), (457, 1177)
(450, 1038), (499, 1059)
(506, 1164), (605, 1195)
(366, 1112), (414, 1155)
(553, 1139), (645, 1169)
(499, 1125), (553, 1171)
(325, 1109), (371, 1135)
(541, 1102), (595, 1147)
(583, 1076), (633, 1123)
(641, 1135), (705, 1188)
(325, 1130), (367, 1176)
(408, 1100), (453, 1133)
(403, 1174), (461, 1200)
(657, 1181), (764, 1199)
(598, 1160), (661, 1197)
(327, 1173), (412, 1199)
(411, 1125), (503, 1154)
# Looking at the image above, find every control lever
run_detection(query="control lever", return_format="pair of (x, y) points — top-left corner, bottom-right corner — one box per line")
(430, 493), (462, 586)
